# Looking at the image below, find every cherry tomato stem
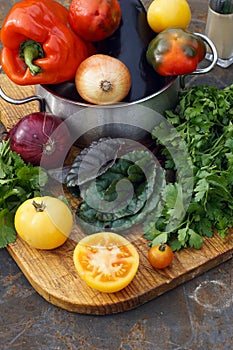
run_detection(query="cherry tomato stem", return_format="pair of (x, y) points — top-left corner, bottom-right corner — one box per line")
(158, 243), (166, 252)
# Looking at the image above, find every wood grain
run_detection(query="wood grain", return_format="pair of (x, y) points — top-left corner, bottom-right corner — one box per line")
(1, 74), (233, 315)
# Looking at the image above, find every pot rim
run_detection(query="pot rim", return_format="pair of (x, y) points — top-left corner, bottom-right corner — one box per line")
(38, 76), (178, 109)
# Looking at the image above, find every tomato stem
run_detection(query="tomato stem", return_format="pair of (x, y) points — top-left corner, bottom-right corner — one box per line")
(158, 243), (166, 252)
(32, 200), (46, 212)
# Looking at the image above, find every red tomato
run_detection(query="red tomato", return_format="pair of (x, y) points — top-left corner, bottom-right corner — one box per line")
(148, 243), (174, 269)
(68, 0), (122, 42)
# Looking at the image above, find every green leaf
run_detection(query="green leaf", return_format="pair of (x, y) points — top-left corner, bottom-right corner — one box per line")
(188, 229), (203, 249)
(195, 217), (213, 238)
(151, 232), (168, 247)
(77, 151), (166, 233)
(0, 165), (5, 178)
(143, 223), (159, 241)
(82, 150), (155, 221)
(169, 239), (183, 251)
(194, 178), (209, 202)
(0, 210), (16, 248)
(225, 138), (233, 149)
(160, 183), (186, 232)
(65, 138), (125, 187)
(177, 227), (188, 246)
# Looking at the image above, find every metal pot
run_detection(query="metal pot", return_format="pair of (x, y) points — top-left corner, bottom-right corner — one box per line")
(34, 39), (217, 147)
(35, 31), (217, 116)
(0, 0), (218, 147)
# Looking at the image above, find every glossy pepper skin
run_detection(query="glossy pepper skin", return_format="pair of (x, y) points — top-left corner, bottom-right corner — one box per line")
(0, 0), (89, 85)
(146, 28), (206, 76)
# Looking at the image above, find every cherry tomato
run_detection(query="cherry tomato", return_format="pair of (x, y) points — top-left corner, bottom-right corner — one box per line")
(14, 196), (73, 250)
(73, 232), (139, 293)
(68, 0), (122, 42)
(148, 243), (174, 269)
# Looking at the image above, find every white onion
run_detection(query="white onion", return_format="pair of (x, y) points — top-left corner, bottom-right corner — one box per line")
(75, 54), (131, 105)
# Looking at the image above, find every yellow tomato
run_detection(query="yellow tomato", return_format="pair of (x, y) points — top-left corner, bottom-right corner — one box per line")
(73, 232), (139, 293)
(147, 0), (191, 33)
(14, 196), (73, 250)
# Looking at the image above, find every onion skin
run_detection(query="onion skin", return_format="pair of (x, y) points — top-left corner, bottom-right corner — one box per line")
(75, 54), (131, 105)
(7, 112), (71, 169)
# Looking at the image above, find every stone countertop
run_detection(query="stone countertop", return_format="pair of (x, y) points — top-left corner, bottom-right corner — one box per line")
(0, 1), (233, 349)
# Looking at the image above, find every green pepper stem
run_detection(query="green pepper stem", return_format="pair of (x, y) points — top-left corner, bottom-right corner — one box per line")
(19, 40), (44, 76)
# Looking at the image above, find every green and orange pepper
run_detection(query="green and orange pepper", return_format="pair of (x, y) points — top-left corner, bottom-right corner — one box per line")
(0, 0), (90, 85)
(146, 28), (206, 76)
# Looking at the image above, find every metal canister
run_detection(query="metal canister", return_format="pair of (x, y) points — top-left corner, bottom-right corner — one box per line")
(205, 0), (233, 67)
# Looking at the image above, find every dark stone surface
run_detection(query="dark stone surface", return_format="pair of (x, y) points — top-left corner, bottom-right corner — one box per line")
(0, 1), (232, 349)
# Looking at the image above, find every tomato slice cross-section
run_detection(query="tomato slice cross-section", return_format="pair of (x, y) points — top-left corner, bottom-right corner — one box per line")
(73, 232), (139, 293)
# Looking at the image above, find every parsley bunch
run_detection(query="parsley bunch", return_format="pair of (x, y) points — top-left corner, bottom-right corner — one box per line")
(0, 140), (48, 248)
(144, 84), (233, 250)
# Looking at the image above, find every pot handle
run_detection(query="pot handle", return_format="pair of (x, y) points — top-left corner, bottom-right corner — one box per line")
(193, 32), (218, 74)
(0, 85), (46, 112)
(180, 32), (218, 88)
(0, 64), (46, 111)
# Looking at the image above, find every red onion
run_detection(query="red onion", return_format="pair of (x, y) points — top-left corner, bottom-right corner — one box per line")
(7, 112), (71, 169)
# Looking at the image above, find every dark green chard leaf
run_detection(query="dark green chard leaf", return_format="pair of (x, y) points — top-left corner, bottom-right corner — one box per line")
(82, 151), (158, 221)
(144, 84), (233, 251)
(75, 149), (166, 234)
(65, 137), (125, 189)
(0, 140), (48, 248)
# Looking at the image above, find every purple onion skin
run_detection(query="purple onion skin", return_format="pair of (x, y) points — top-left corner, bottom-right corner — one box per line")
(7, 112), (71, 169)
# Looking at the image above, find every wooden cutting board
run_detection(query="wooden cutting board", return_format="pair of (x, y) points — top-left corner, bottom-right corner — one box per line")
(1, 74), (233, 315)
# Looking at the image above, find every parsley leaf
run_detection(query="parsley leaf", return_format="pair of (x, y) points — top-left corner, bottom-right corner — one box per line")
(188, 229), (203, 249)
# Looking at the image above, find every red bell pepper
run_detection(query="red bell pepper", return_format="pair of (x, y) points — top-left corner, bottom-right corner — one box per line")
(0, 0), (89, 85)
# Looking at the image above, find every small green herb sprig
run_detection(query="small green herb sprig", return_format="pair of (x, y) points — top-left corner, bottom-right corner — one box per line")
(0, 140), (48, 248)
(144, 84), (233, 250)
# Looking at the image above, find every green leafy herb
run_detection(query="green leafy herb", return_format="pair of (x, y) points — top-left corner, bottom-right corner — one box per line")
(144, 84), (233, 250)
(0, 140), (48, 248)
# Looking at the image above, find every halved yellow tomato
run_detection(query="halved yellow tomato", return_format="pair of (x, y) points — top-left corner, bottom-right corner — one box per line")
(73, 232), (139, 293)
